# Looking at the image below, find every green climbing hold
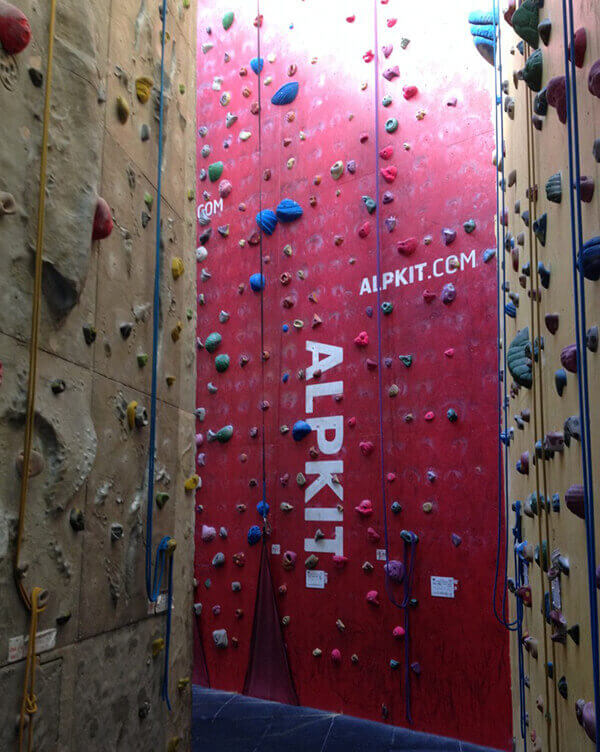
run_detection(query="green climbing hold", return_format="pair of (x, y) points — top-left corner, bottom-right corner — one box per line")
(156, 492), (170, 509)
(512, 0), (539, 49)
(381, 301), (393, 315)
(137, 353), (149, 367)
(382, 95), (392, 107)
(207, 425), (234, 443)
(399, 355), (413, 368)
(204, 332), (222, 353)
(215, 354), (230, 372)
(330, 161), (344, 180)
(82, 324), (96, 345)
(362, 196), (376, 214)
(463, 219), (476, 233)
(385, 118), (398, 133)
(208, 161), (224, 182)
(144, 192), (153, 209)
(507, 328), (533, 388)
(545, 173), (562, 203)
(222, 11), (234, 30)
(522, 49), (543, 92)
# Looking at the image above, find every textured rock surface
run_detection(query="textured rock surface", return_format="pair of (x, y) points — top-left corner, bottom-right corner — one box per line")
(0, 0), (196, 748)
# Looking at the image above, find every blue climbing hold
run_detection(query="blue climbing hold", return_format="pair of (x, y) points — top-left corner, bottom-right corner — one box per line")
(483, 248), (496, 263)
(247, 525), (262, 545)
(257, 500), (270, 517)
(292, 420), (312, 441)
(271, 81), (299, 105)
(249, 273), (265, 292)
(390, 659), (400, 670)
(256, 209), (278, 235)
(578, 237), (600, 281)
(250, 57), (263, 74)
(468, 9), (498, 66)
(276, 198), (303, 222)
(391, 501), (402, 514)
(282, 372), (289, 383)
(505, 302), (517, 318)
(282, 324), (289, 332)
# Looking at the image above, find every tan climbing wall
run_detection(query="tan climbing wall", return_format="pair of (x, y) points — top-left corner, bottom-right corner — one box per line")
(501, 1), (600, 749)
(0, 0), (197, 749)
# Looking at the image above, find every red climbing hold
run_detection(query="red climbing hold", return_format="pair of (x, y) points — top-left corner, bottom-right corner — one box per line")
(367, 527), (380, 543)
(0, 1), (31, 55)
(359, 440), (374, 456)
(424, 411), (435, 421)
(355, 499), (373, 517)
(354, 331), (369, 347)
(363, 50), (374, 63)
(589, 59), (600, 99)
(569, 28), (587, 69)
(423, 290), (436, 303)
(333, 554), (349, 568)
(397, 237), (418, 256)
(359, 132), (369, 143)
(380, 165), (397, 183)
(402, 85), (418, 100)
(358, 221), (371, 238)
(386, 18), (397, 27)
(346, 15), (355, 23)
(348, 416), (357, 427)
(379, 145), (394, 160)
(366, 590), (380, 606)
(93, 197), (113, 241)
(504, 1), (516, 25)
(386, 472), (396, 483)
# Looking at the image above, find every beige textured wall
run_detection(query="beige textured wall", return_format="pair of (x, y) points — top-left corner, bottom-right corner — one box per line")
(501, 1), (600, 749)
(0, 0), (197, 748)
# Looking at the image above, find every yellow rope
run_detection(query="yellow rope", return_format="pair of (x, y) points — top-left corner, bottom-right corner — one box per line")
(16, 1), (57, 749)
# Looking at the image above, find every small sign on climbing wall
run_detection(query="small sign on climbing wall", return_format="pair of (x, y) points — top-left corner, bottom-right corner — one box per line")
(306, 570), (327, 589)
(8, 628), (57, 663)
(430, 576), (457, 599)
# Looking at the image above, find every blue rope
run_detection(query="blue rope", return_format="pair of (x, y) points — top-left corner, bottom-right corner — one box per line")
(372, 0), (418, 725)
(144, 0), (174, 709)
(560, 2), (600, 747)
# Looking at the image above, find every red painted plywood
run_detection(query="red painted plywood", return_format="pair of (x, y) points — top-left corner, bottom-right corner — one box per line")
(194, 2), (511, 749)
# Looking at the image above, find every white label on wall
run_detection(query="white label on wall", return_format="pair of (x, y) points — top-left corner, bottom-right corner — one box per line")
(271, 544), (281, 555)
(8, 628), (57, 663)
(376, 549), (387, 561)
(306, 570), (326, 589)
(147, 593), (173, 615)
(430, 576), (456, 598)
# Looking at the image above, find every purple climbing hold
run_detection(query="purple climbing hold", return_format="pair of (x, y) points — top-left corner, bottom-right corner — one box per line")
(547, 76), (567, 123)
(575, 699), (597, 743)
(382, 66), (400, 81)
(384, 560), (405, 583)
(347, 160), (357, 174)
(382, 191), (394, 204)
(385, 216), (396, 232)
(566, 485), (585, 519)
(560, 344), (578, 373)
(589, 60), (600, 99)
(441, 283), (456, 304)
(451, 533), (462, 547)
(442, 228), (456, 245)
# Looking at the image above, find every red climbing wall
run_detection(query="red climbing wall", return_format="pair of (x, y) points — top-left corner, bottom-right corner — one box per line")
(194, 2), (512, 749)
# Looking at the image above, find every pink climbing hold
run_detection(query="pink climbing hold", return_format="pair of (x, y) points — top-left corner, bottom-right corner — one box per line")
(547, 76), (567, 123)
(397, 237), (418, 256)
(363, 50), (374, 63)
(386, 18), (397, 27)
(355, 499), (373, 517)
(358, 221), (371, 238)
(366, 358), (378, 370)
(201, 524), (216, 542)
(393, 626), (405, 639)
(382, 44), (393, 59)
(331, 648), (342, 663)
(588, 60), (600, 99)
(423, 290), (436, 303)
(367, 527), (380, 544)
(382, 66), (400, 81)
(348, 416), (357, 427)
(386, 472), (396, 482)
(0, 1), (32, 55)
(354, 331), (369, 347)
(444, 348), (455, 357)
(219, 179), (232, 198)
(360, 440), (374, 456)
(402, 85), (418, 100)
(366, 590), (380, 606)
(195, 433), (204, 446)
(93, 197), (113, 240)
(333, 554), (349, 568)
(379, 145), (394, 160)
(424, 411), (435, 421)
(380, 165), (397, 183)
(346, 14), (355, 23)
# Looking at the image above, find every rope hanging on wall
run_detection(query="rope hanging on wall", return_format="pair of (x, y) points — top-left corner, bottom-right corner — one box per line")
(145, 0), (176, 711)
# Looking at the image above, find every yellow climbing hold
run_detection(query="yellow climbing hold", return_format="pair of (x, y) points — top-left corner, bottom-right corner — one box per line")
(171, 257), (184, 279)
(287, 157), (296, 169)
(177, 677), (190, 691)
(135, 76), (153, 103)
(171, 321), (183, 342)
(167, 737), (181, 752)
(152, 638), (165, 657)
(166, 375), (176, 386)
(116, 96), (129, 123)
(126, 401), (138, 429)
(184, 474), (200, 491)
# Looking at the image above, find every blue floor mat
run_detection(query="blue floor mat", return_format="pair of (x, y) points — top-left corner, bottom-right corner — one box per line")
(192, 686), (505, 752)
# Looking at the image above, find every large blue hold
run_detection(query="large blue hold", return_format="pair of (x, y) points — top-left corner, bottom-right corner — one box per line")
(256, 500), (270, 517)
(249, 273), (265, 292)
(292, 420), (312, 441)
(276, 199), (303, 222)
(578, 237), (600, 281)
(256, 209), (278, 235)
(250, 57), (263, 75)
(247, 525), (262, 545)
(271, 81), (299, 105)
(505, 302), (517, 319)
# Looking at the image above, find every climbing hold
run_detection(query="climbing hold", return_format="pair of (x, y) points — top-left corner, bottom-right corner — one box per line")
(93, 197), (113, 240)
(566, 485), (585, 519)
(547, 76), (567, 123)
(116, 96), (129, 123)
(546, 173), (562, 203)
(511, 0), (539, 47)
(282, 551), (297, 570)
(305, 554), (319, 570)
(381, 301), (393, 315)
(587, 326), (599, 352)
(135, 76), (153, 104)
(447, 408), (458, 423)
(522, 49), (543, 92)
(555, 369), (567, 396)
(463, 219), (476, 234)
(533, 214), (547, 246)
(207, 425), (233, 443)
(214, 354), (230, 373)
(276, 199), (303, 222)
(366, 591), (380, 606)
(247, 525), (262, 546)
(575, 699), (597, 743)
(381, 166), (397, 183)
(391, 501), (402, 514)
(69, 508), (85, 532)
(384, 560), (405, 583)
(51, 378), (65, 395)
(184, 475), (200, 491)
(355, 499), (373, 517)
(292, 420), (312, 441)
(588, 60), (600, 99)
(442, 228), (456, 245)
(212, 629), (228, 649)
(507, 328), (532, 388)
(382, 66), (400, 81)
(580, 176), (595, 203)
(441, 283), (456, 304)
(212, 553), (225, 568)
(358, 222), (371, 238)
(0, 1), (31, 54)
(208, 162), (224, 183)
(362, 196), (376, 214)
(330, 160), (344, 180)
(451, 533), (462, 547)
(385, 118), (398, 133)
(397, 237), (418, 256)
(256, 209), (278, 235)
(560, 344), (577, 373)
(249, 273), (265, 291)
(579, 237), (600, 280)
(222, 10), (234, 29)
(137, 353), (148, 367)
(250, 57), (263, 75)
(422, 502), (433, 513)
(82, 324), (96, 345)
(271, 82), (299, 105)
(171, 257), (184, 280)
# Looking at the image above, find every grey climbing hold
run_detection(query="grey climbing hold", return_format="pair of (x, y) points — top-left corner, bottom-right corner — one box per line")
(508, 328), (532, 388)
(212, 552), (225, 567)
(110, 523), (123, 541)
(212, 629), (228, 649)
